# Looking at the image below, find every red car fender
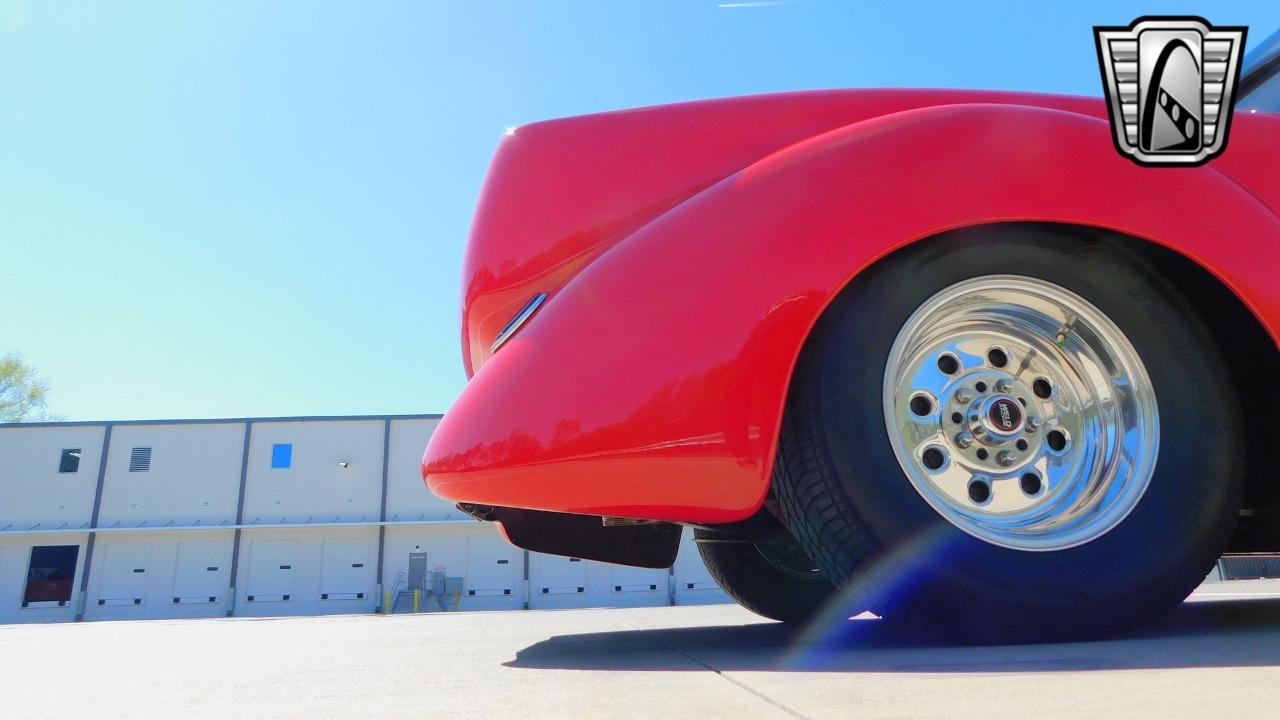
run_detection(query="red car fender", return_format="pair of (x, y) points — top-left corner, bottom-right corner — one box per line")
(425, 102), (1280, 524)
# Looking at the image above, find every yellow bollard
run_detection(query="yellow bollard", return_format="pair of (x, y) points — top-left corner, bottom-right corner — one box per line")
(412, 588), (421, 613)
(383, 591), (391, 615)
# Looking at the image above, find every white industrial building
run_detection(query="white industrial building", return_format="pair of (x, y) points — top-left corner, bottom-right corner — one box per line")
(0, 414), (726, 624)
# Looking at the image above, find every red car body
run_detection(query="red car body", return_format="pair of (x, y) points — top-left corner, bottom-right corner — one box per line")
(423, 86), (1280, 562)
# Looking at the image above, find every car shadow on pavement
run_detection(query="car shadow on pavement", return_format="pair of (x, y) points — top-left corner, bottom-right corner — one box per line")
(506, 598), (1280, 673)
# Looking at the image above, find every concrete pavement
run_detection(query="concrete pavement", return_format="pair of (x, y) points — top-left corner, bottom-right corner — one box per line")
(3, 580), (1280, 719)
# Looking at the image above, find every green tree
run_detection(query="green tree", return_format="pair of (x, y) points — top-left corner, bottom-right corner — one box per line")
(0, 352), (55, 422)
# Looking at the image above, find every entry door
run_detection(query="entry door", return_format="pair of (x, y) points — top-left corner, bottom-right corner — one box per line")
(408, 552), (429, 592)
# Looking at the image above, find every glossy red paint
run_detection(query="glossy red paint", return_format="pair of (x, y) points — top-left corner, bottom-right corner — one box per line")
(460, 90), (1104, 376)
(427, 89), (1280, 525)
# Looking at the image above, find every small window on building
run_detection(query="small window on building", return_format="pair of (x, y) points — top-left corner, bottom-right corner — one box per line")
(58, 449), (81, 473)
(23, 545), (79, 607)
(271, 443), (292, 469)
(129, 446), (152, 472)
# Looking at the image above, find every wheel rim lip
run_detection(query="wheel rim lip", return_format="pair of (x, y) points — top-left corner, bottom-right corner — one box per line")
(881, 275), (1160, 552)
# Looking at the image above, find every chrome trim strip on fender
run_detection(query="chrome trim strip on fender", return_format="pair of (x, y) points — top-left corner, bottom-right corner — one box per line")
(491, 292), (549, 353)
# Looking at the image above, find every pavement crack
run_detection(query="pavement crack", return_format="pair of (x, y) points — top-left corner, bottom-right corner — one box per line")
(672, 648), (811, 720)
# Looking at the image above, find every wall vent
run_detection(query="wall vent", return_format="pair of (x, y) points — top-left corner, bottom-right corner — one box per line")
(129, 447), (152, 472)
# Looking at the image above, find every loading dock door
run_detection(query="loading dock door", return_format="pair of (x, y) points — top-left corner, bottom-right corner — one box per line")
(97, 544), (152, 606)
(464, 535), (520, 597)
(320, 538), (371, 600)
(172, 541), (229, 604)
(532, 555), (587, 596)
(247, 540), (297, 602)
(23, 545), (79, 607)
(611, 564), (666, 595)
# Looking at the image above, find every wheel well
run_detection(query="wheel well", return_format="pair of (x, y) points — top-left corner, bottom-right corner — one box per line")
(775, 221), (1280, 550)
(849, 222), (1280, 552)
(1104, 228), (1280, 552)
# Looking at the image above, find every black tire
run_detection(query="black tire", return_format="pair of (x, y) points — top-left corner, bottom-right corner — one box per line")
(774, 226), (1244, 643)
(694, 526), (836, 623)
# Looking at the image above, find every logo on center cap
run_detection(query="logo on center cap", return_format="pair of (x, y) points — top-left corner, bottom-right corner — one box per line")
(989, 398), (1022, 432)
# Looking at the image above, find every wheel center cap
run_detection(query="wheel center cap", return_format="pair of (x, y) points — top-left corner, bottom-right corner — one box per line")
(981, 396), (1024, 436)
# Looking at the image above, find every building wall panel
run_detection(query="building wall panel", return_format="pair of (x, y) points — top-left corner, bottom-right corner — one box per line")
(381, 523), (522, 611)
(386, 419), (456, 521)
(83, 532), (233, 620)
(0, 533), (87, 624)
(242, 421), (382, 523)
(236, 527), (379, 616)
(0, 427), (104, 529)
(98, 424), (244, 527)
(381, 524), (468, 591)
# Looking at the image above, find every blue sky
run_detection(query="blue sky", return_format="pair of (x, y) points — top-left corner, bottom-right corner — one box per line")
(3, 1), (1278, 421)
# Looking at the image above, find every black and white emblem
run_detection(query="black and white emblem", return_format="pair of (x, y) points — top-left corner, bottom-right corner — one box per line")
(1095, 17), (1247, 166)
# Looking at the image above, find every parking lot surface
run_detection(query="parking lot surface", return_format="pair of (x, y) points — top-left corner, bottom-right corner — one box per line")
(2, 580), (1279, 719)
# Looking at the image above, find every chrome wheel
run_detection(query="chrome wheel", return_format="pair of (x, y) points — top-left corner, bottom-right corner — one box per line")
(882, 275), (1159, 551)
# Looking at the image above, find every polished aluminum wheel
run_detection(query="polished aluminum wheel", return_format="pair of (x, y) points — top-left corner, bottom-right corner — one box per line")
(882, 275), (1159, 551)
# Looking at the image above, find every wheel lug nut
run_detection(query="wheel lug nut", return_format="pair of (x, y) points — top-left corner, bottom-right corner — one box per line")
(995, 378), (1014, 393)
(996, 450), (1016, 467)
(1026, 416), (1042, 433)
(955, 387), (973, 403)
(955, 431), (974, 448)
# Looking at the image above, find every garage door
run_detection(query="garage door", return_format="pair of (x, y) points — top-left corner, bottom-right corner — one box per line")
(611, 564), (666, 595)
(172, 541), (229, 604)
(464, 535), (520, 598)
(97, 543), (152, 606)
(531, 554), (587, 597)
(320, 538), (371, 600)
(247, 540), (296, 602)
